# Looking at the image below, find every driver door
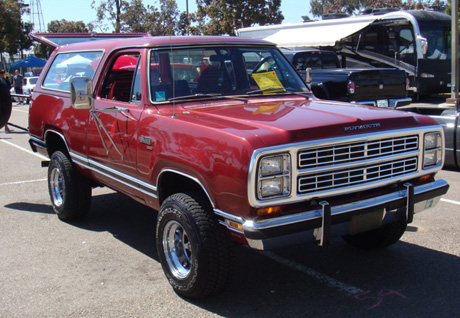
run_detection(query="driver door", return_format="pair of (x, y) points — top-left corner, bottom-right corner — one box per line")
(86, 50), (145, 197)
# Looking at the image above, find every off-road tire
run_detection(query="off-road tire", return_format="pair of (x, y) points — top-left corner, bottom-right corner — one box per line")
(48, 151), (92, 221)
(342, 217), (407, 250)
(156, 192), (234, 299)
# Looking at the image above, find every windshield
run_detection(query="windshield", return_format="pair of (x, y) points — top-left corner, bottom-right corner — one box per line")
(149, 46), (308, 102)
(419, 21), (451, 60)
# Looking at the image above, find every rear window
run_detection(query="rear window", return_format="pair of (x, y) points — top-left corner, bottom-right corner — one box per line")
(42, 51), (103, 92)
(292, 52), (340, 70)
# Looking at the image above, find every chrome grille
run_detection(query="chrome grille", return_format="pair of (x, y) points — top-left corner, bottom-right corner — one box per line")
(298, 157), (417, 194)
(298, 135), (418, 169)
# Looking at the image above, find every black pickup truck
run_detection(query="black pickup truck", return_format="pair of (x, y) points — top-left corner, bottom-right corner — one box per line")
(283, 49), (412, 108)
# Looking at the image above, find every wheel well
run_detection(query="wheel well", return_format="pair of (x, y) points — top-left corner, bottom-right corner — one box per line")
(158, 171), (212, 208)
(45, 132), (69, 158)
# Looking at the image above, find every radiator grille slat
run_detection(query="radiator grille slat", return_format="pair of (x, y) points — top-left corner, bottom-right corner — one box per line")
(297, 135), (419, 195)
(299, 158), (417, 194)
(299, 135), (418, 169)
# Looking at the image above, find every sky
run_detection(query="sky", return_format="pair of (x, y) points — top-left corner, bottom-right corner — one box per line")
(27, 0), (310, 32)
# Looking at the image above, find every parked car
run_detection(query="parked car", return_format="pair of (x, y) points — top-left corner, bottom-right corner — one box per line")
(28, 35), (448, 299)
(404, 103), (460, 170)
(10, 76), (39, 103)
(283, 49), (412, 108)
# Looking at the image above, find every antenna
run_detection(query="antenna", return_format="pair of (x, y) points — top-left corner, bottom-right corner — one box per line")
(29, 0), (46, 32)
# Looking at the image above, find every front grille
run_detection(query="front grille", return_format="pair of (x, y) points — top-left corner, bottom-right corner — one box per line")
(298, 157), (418, 194)
(298, 135), (418, 169)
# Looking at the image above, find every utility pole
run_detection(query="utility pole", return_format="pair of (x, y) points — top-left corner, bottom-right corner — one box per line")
(186, 0), (190, 35)
(451, 0), (459, 102)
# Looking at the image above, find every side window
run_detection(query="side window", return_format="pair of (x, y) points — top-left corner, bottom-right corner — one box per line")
(100, 53), (140, 102)
(399, 29), (414, 54)
(42, 51), (103, 92)
(131, 61), (142, 104)
(398, 28), (416, 65)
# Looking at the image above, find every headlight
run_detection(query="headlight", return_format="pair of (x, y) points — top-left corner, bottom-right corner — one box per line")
(258, 154), (290, 199)
(260, 177), (289, 197)
(423, 132), (442, 169)
(260, 155), (284, 176)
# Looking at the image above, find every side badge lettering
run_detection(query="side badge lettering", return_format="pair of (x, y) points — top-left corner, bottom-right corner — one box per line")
(140, 136), (152, 146)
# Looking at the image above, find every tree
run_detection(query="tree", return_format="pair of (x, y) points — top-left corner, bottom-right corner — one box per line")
(34, 19), (95, 59)
(120, 0), (151, 32)
(151, 0), (179, 35)
(0, 0), (32, 60)
(177, 11), (201, 35)
(310, 0), (362, 17)
(196, 0), (284, 36)
(47, 19), (95, 33)
(93, 0), (179, 35)
(92, 0), (126, 32)
(310, 0), (446, 18)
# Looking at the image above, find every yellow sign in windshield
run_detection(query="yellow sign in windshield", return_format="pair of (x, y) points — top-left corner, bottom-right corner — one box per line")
(251, 71), (285, 92)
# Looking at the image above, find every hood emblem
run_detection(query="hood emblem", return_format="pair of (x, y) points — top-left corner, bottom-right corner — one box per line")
(379, 84), (384, 90)
(344, 123), (381, 131)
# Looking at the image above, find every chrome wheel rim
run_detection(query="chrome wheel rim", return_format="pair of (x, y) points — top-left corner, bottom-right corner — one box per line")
(163, 220), (192, 279)
(49, 167), (64, 207)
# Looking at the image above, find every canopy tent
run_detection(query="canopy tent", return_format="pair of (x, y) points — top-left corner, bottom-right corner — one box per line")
(237, 15), (379, 48)
(56, 54), (92, 68)
(9, 56), (47, 69)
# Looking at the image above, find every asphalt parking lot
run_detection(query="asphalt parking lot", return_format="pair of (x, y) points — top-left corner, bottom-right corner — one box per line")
(1, 100), (459, 317)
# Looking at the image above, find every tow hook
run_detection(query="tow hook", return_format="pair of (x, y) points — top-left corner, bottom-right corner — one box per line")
(41, 160), (50, 167)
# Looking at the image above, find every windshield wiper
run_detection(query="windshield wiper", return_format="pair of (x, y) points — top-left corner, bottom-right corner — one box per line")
(246, 88), (310, 100)
(168, 93), (248, 103)
(246, 87), (286, 95)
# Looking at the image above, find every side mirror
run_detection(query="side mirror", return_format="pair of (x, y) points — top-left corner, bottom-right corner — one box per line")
(419, 36), (428, 55)
(70, 76), (93, 110)
(305, 67), (312, 84)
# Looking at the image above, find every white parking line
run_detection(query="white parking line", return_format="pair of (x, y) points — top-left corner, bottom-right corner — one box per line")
(441, 198), (460, 205)
(260, 251), (364, 295)
(12, 108), (29, 113)
(259, 197), (460, 297)
(0, 178), (47, 187)
(0, 139), (48, 160)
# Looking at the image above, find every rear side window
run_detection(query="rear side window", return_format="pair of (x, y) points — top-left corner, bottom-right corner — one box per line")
(42, 51), (103, 92)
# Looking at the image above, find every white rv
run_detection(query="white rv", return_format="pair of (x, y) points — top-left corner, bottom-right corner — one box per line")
(238, 10), (451, 96)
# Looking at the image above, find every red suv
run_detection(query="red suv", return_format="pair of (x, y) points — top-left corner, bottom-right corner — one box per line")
(28, 34), (448, 299)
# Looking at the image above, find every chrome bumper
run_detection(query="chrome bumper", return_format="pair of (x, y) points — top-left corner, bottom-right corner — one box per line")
(354, 97), (412, 108)
(240, 179), (448, 250)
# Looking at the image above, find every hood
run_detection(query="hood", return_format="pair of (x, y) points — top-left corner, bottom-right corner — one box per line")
(179, 96), (436, 147)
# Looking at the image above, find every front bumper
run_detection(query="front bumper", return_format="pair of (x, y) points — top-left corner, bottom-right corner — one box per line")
(240, 179), (448, 250)
(354, 97), (412, 108)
